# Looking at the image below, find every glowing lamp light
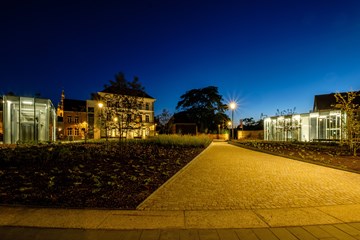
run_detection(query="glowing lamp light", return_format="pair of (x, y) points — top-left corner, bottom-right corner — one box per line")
(228, 101), (237, 140)
(98, 102), (103, 108)
(229, 101), (236, 110)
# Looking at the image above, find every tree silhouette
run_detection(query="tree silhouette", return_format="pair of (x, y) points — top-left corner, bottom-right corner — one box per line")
(176, 86), (229, 133)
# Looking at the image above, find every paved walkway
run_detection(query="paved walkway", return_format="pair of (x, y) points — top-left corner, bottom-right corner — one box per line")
(1, 142), (360, 239)
(138, 142), (360, 211)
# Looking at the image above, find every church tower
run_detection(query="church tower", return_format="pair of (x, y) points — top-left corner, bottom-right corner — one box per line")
(57, 90), (65, 117)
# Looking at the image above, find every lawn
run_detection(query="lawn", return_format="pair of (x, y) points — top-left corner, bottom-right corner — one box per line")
(0, 135), (211, 209)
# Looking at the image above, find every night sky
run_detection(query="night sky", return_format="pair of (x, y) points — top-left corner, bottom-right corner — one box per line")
(1, 0), (360, 125)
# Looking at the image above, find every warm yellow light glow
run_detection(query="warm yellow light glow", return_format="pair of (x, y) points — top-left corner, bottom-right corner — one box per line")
(229, 101), (236, 110)
(98, 102), (103, 108)
(227, 121), (232, 126)
(114, 117), (118, 122)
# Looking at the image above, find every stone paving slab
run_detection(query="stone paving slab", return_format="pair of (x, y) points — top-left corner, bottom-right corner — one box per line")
(5, 207), (112, 229)
(2, 223), (360, 240)
(98, 210), (184, 229)
(316, 204), (360, 223)
(184, 210), (268, 229)
(255, 207), (342, 227)
(2, 206), (360, 230)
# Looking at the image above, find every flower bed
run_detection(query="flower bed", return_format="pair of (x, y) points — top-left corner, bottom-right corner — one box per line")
(231, 140), (360, 173)
(0, 136), (211, 209)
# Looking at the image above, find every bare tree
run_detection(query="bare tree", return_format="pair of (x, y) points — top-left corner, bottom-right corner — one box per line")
(275, 107), (296, 116)
(98, 72), (146, 140)
(156, 109), (172, 134)
(334, 91), (360, 156)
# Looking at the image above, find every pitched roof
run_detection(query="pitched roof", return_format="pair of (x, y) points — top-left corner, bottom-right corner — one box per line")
(63, 99), (86, 112)
(100, 86), (154, 99)
(313, 91), (360, 111)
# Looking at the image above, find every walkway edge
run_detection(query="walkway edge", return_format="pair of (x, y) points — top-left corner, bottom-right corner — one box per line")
(1, 205), (360, 230)
(136, 142), (215, 210)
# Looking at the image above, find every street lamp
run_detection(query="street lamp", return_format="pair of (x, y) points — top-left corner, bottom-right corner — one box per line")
(229, 101), (237, 140)
(98, 102), (103, 139)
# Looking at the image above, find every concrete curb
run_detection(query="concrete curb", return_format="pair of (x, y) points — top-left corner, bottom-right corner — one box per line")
(1, 204), (360, 230)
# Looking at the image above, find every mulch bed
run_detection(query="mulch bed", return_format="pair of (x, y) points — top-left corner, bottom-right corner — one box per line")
(0, 143), (205, 209)
(231, 140), (360, 173)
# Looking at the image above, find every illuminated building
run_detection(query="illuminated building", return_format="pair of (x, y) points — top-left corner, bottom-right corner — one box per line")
(2, 95), (56, 144)
(264, 92), (359, 142)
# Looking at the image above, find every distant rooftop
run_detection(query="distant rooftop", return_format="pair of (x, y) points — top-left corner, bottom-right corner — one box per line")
(63, 99), (86, 112)
(313, 91), (360, 111)
(100, 86), (154, 99)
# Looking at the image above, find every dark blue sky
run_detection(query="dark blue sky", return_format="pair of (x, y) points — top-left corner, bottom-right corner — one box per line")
(1, 0), (360, 124)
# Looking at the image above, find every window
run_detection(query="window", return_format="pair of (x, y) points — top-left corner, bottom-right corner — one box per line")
(67, 128), (73, 136)
(145, 115), (150, 123)
(88, 107), (94, 113)
(75, 116), (79, 123)
(146, 103), (149, 110)
(67, 116), (72, 123)
(74, 128), (79, 136)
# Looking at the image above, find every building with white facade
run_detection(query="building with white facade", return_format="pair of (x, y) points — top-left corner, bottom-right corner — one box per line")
(263, 92), (357, 142)
(96, 86), (156, 139)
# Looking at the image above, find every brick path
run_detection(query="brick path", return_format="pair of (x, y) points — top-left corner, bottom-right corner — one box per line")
(138, 142), (360, 211)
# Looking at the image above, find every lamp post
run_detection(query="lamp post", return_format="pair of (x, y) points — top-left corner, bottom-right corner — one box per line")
(227, 121), (231, 140)
(98, 102), (103, 140)
(229, 101), (237, 140)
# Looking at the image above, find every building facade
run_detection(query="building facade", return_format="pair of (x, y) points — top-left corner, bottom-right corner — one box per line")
(56, 89), (156, 141)
(96, 89), (156, 139)
(264, 92), (358, 142)
(2, 95), (56, 144)
(264, 110), (344, 142)
(57, 98), (89, 141)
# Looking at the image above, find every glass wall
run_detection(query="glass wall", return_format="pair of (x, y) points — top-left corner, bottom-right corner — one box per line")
(3, 96), (56, 144)
(264, 110), (343, 142)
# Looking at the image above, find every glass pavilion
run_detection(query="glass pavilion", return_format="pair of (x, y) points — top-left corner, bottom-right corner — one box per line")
(264, 110), (345, 142)
(2, 95), (56, 144)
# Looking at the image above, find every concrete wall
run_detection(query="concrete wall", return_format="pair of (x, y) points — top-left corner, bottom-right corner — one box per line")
(206, 133), (229, 140)
(238, 130), (263, 140)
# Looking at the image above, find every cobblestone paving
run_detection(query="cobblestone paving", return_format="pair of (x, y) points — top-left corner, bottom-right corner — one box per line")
(138, 142), (360, 211)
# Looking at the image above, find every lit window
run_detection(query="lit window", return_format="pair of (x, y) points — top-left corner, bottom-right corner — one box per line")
(67, 128), (73, 136)
(146, 115), (150, 123)
(67, 116), (72, 123)
(74, 128), (79, 136)
(75, 117), (79, 123)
